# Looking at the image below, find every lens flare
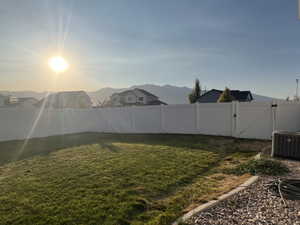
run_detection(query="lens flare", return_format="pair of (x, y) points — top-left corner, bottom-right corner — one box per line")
(48, 56), (69, 73)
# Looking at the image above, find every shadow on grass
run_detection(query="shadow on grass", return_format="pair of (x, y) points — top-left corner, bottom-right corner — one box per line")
(0, 132), (102, 166)
(0, 132), (269, 166)
(98, 141), (121, 153)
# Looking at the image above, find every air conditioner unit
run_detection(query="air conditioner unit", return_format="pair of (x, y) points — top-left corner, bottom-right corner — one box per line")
(272, 131), (300, 160)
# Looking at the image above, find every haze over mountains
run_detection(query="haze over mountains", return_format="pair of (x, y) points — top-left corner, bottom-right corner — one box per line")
(88, 84), (192, 104)
(0, 84), (277, 105)
(0, 91), (47, 100)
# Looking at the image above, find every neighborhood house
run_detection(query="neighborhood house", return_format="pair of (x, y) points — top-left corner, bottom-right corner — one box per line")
(197, 89), (253, 103)
(17, 98), (39, 108)
(106, 88), (167, 107)
(0, 95), (38, 108)
(36, 91), (93, 109)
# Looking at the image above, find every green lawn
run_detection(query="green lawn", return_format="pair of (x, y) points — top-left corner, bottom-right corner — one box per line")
(0, 133), (269, 225)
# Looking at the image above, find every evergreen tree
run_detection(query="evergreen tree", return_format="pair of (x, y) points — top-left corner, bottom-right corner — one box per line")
(189, 79), (201, 103)
(218, 87), (234, 103)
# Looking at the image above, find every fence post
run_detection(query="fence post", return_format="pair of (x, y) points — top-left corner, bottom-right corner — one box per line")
(131, 106), (136, 133)
(271, 101), (278, 134)
(231, 101), (236, 137)
(236, 101), (240, 138)
(160, 105), (164, 133)
(231, 101), (239, 138)
(195, 102), (200, 132)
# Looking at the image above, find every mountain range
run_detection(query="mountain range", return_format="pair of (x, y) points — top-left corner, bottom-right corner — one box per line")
(88, 84), (193, 104)
(0, 84), (277, 105)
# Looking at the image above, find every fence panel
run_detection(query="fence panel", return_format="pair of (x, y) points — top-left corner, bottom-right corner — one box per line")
(1, 101), (300, 141)
(0, 108), (38, 141)
(100, 107), (134, 133)
(197, 103), (233, 136)
(237, 102), (272, 139)
(276, 103), (300, 132)
(162, 104), (197, 133)
(132, 106), (162, 133)
(62, 109), (103, 134)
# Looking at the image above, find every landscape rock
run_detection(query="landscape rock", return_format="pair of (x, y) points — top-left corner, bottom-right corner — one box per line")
(188, 160), (300, 225)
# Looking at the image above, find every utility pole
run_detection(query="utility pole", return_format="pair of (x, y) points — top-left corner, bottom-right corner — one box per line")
(298, 0), (300, 20)
(296, 79), (299, 101)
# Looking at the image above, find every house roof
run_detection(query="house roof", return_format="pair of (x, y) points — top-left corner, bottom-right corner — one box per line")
(230, 90), (253, 101)
(198, 89), (253, 102)
(113, 88), (158, 98)
(148, 99), (167, 105)
(116, 90), (135, 96)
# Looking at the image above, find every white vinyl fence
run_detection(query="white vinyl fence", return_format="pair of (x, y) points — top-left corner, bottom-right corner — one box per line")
(0, 101), (300, 141)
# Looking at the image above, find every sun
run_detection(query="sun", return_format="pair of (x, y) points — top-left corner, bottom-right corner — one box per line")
(48, 56), (69, 73)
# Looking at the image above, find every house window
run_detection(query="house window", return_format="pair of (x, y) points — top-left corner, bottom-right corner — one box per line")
(127, 97), (132, 101)
(138, 97), (144, 101)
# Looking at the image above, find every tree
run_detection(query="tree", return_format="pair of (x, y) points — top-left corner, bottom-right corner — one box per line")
(189, 79), (201, 103)
(218, 87), (234, 103)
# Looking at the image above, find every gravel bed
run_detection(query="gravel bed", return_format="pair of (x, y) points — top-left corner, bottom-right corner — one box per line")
(188, 160), (300, 225)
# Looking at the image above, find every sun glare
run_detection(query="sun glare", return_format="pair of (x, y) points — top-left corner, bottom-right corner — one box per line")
(48, 56), (69, 73)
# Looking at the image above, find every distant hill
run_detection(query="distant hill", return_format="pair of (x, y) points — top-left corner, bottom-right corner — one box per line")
(88, 84), (192, 105)
(0, 85), (279, 105)
(0, 91), (47, 100)
(89, 85), (279, 104)
(131, 84), (192, 104)
(88, 87), (124, 105)
(251, 94), (278, 102)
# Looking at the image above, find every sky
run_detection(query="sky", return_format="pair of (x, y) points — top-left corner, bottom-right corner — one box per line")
(0, 0), (300, 98)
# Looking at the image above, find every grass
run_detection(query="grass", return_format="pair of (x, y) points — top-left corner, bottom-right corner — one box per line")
(0, 133), (270, 225)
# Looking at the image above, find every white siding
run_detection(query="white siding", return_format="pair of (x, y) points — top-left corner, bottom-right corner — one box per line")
(123, 93), (137, 104)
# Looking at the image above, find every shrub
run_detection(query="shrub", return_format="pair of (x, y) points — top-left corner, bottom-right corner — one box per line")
(218, 87), (234, 103)
(225, 159), (290, 176)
